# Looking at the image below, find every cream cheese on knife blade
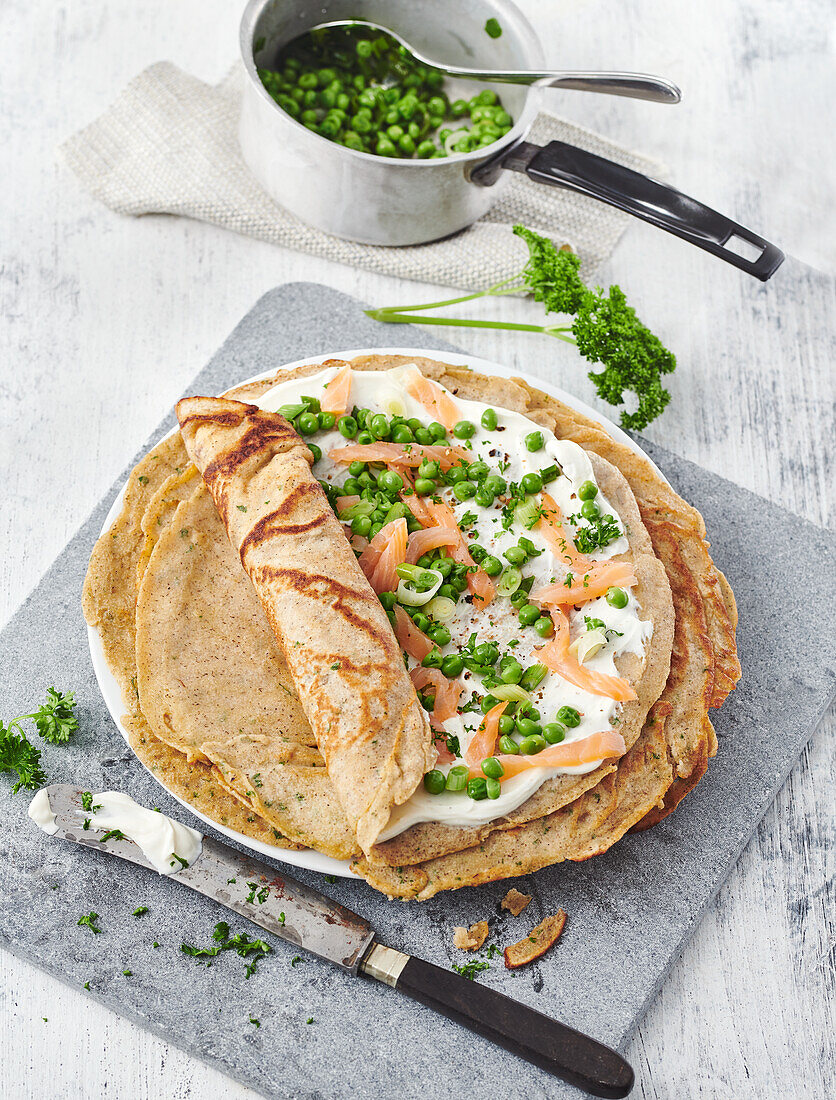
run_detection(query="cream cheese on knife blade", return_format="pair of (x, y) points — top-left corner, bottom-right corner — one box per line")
(255, 364), (652, 839)
(28, 789), (203, 874)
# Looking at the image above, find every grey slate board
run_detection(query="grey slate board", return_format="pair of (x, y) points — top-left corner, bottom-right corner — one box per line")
(2, 282), (834, 1100)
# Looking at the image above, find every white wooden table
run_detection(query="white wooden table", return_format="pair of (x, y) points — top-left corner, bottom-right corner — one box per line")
(2, 1), (833, 1097)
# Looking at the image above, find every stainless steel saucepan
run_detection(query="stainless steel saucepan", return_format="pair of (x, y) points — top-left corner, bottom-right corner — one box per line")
(239, 0), (783, 279)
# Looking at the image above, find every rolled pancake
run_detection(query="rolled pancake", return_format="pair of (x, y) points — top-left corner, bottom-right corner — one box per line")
(135, 484), (358, 859)
(176, 396), (435, 854)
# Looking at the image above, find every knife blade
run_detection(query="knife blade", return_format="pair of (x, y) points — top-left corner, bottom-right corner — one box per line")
(38, 785), (634, 1098)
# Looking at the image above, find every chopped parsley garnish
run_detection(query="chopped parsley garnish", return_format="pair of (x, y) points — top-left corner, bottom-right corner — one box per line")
(445, 734), (461, 758)
(99, 829), (126, 843)
(569, 513), (621, 554)
(181, 921), (272, 978)
(452, 959), (490, 980)
(77, 912), (102, 934)
(249, 1017), (261, 1027)
(291, 956), (301, 967)
(132, 906), (148, 917)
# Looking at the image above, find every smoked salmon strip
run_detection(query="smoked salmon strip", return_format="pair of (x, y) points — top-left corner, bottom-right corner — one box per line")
(406, 526), (460, 564)
(368, 518), (408, 593)
(537, 609), (636, 701)
(403, 370), (461, 431)
(320, 363), (352, 415)
(467, 729), (626, 780)
(393, 605), (435, 662)
(536, 493), (588, 570)
(410, 667), (465, 729)
(328, 442), (471, 471)
(465, 701), (508, 767)
(533, 562), (637, 607)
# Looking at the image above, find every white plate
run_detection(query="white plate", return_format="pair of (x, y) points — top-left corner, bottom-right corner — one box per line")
(88, 347), (665, 880)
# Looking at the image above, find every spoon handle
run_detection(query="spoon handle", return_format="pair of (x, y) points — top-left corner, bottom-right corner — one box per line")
(439, 67), (681, 104)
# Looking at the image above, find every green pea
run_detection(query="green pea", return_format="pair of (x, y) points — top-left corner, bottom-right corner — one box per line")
(557, 706), (581, 728)
(356, 430), (374, 445)
(518, 603), (541, 626)
(500, 660), (523, 685)
(480, 694), (500, 713)
(446, 765), (468, 792)
(398, 134), (416, 154)
(525, 431), (544, 451)
(347, 461), (365, 478)
(485, 776), (502, 799)
(297, 411), (319, 435)
(421, 648), (443, 669)
(519, 734), (546, 755)
(578, 480), (598, 501)
(446, 466), (467, 484)
(475, 642), (499, 665)
(428, 422), (447, 441)
(606, 587), (628, 609)
(468, 543), (487, 563)
(428, 624), (451, 647)
(467, 461), (489, 482)
(414, 427), (434, 444)
(416, 140), (436, 158)
(509, 589), (529, 609)
(504, 545), (526, 565)
(497, 715), (516, 736)
(581, 499), (600, 520)
(391, 424), (414, 443)
(481, 757), (504, 780)
(498, 734), (519, 755)
(453, 480), (477, 501)
(351, 514), (371, 537)
(341, 478), (361, 496)
(534, 615), (554, 638)
(467, 777), (488, 801)
(484, 475), (507, 496)
(481, 407), (498, 431)
(435, 557), (454, 577)
(378, 470), (404, 494)
(317, 411), (335, 430)
(415, 461), (438, 481)
(543, 723), (566, 745)
(369, 413), (390, 439)
(516, 717), (542, 739)
(437, 583), (457, 601)
(412, 611), (430, 632)
(451, 98), (469, 117)
(441, 654), (464, 678)
(452, 419), (475, 439)
(520, 471), (543, 495)
(308, 442), (322, 463)
(375, 136), (397, 157)
(387, 124), (404, 141)
(481, 555), (503, 577)
(356, 39), (373, 58)
(474, 487), (494, 508)
(414, 477), (436, 496)
(423, 769), (446, 795)
(356, 471), (376, 489)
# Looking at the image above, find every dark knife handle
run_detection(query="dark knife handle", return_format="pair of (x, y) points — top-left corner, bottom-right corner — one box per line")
(394, 955), (633, 1098)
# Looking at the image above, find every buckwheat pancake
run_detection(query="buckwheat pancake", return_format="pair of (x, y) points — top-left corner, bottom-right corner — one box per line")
(83, 353), (739, 897)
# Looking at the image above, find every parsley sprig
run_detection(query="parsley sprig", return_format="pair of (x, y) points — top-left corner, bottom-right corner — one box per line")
(366, 224), (676, 431)
(0, 688), (77, 792)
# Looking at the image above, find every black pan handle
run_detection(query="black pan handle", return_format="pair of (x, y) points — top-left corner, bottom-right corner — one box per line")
(471, 139), (784, 281)
(392, 954), (634, 1097)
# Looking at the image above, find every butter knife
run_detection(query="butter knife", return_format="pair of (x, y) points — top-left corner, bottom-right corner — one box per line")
(38, 785), (633, 1098)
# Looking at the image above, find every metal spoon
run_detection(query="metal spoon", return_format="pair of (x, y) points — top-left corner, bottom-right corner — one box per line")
(309, 20), (681, 104)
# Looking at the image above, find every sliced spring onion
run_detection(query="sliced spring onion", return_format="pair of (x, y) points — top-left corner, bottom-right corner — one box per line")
(396, 564), (444, 607)
(490, 683), (532, 704)
(515, 495), (543, 530)
(382, 395), (407, 418)
(496, 565), (522, 597)
(444, 127), (471, 155)
(569, 627), (608, 663)
(424, 595), (456, 622)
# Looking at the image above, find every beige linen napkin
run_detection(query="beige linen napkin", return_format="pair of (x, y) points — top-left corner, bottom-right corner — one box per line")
(61, 62), (667, 288)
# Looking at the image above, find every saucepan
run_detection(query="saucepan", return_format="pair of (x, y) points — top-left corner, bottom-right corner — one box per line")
(239, 0), (783, 279)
